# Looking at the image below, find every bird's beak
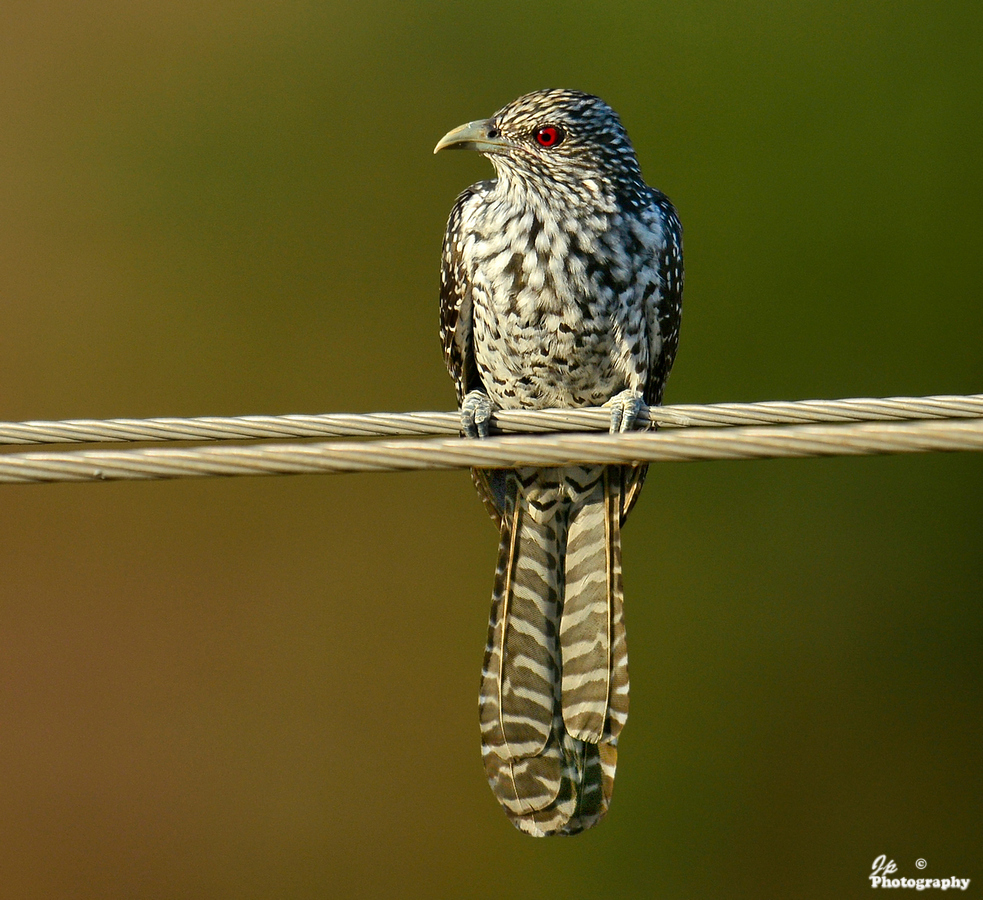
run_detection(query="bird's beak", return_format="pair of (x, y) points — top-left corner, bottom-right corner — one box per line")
(434, 118), (508, 155)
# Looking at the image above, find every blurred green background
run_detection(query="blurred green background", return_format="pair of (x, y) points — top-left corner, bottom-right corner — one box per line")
(1, 2), (981, 897)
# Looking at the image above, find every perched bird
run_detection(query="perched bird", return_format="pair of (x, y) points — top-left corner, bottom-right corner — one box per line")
(434, 89), (683, 836)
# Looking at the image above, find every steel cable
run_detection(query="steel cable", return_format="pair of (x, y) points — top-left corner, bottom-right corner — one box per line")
(0, 394), (980, 446)
(1, 416), (980, 486)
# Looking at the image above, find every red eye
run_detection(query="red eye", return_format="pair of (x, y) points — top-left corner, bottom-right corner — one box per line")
(534, 125), (564, 148)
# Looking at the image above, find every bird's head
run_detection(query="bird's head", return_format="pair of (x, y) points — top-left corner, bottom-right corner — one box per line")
(435, 89), (643, 197)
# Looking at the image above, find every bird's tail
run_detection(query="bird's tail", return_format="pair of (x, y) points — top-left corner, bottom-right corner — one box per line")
(479, 465), (629, 836)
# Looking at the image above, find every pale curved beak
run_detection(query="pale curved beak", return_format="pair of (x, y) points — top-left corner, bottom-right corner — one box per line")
(433, 118), (508, 155)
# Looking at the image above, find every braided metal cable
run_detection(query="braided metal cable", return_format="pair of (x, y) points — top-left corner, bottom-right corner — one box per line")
(1, 394), (981, 446)
(1, 417), (981, 486)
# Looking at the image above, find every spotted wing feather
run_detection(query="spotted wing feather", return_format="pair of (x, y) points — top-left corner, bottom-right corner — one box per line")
(439, 180), (508, 524)
(439, 181), (494, 404)
(621, 191), (684, 521)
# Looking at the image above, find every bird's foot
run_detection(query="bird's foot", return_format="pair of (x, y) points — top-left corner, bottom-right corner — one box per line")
(605, 389), (648, 433)
(461, 390), (493, 438)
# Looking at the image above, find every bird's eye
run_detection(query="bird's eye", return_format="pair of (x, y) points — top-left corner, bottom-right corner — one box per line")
(534, 125), (564, 148)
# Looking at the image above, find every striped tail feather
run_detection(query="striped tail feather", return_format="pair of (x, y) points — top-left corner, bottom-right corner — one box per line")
(479, 465), (629, 836)
(561, 467), (629, 743)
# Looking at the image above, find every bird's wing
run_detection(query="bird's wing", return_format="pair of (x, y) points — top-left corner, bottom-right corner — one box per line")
(439, 180), (506, 525)
(439, 180), (494, 402)
(645, 192), (684, 408)
(622, 192), (684, 522)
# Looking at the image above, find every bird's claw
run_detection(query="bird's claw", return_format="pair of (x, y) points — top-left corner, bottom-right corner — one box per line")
(461, 391), (493, 439)
(606, 390), (648, 433)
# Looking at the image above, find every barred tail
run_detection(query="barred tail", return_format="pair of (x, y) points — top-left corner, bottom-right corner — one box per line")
(479, 465), (629, 836)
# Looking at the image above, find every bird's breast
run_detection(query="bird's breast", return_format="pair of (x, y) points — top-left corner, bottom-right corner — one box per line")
(461, 193), (660, 410)
(468, 246), (641, 410)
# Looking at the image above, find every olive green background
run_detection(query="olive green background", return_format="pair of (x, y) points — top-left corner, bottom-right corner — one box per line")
(1, 2), (981, 897)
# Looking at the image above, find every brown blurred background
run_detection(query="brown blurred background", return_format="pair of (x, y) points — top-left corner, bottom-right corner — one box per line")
(1, 2), (981, 897)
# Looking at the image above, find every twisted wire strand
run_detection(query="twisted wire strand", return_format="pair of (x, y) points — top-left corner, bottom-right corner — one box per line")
(1, 417), (981, 486)
(0, 394), (981, 446)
